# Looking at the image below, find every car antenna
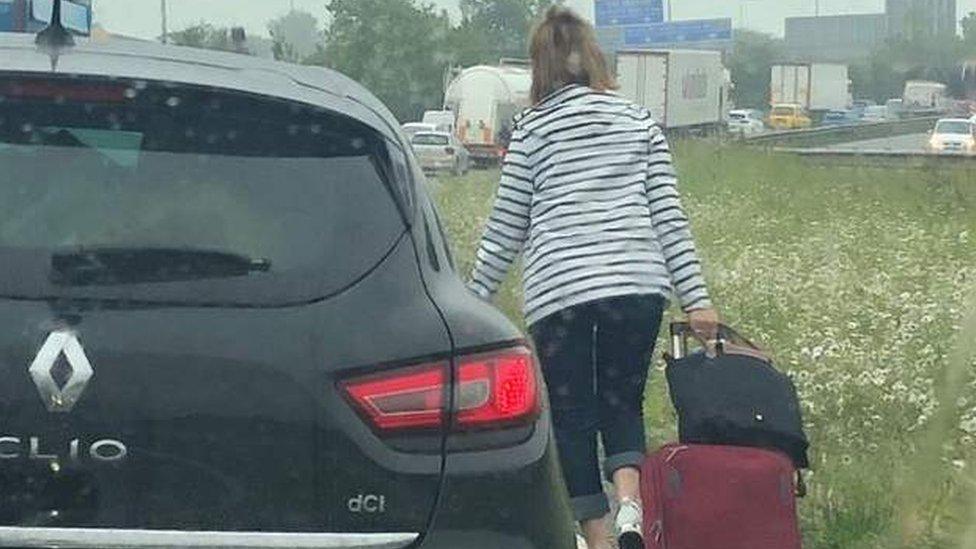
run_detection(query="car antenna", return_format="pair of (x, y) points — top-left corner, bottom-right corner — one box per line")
(35, 0), (75, 70)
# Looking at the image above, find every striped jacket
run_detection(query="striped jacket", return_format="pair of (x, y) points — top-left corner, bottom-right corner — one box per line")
(468, 84), (711, 326)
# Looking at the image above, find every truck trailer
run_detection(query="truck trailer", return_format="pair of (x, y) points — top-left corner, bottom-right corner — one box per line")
(770, 63), (850, 113)
(443, 64), (531, 165)
(615, 49), (728, 133)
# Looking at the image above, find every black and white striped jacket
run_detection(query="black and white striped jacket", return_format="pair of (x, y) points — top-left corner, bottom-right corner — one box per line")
(468, 84), (711, 326)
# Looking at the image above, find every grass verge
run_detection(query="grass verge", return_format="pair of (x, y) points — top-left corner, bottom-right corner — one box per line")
(431, 142), (976, 548)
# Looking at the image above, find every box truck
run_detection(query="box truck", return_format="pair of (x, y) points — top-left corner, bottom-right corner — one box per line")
(615, 49), (728, 132)
(770, 63), (850, 112)
(902, 80), (949, 115)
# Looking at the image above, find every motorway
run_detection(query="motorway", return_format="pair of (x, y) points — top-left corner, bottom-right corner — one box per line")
(825, 133), (929, 153)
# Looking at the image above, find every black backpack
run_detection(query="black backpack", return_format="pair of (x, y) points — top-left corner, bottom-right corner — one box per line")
(664, 322), (810, 470)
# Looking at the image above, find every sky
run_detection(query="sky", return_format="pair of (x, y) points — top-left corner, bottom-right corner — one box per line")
(93, 0), (976, 40)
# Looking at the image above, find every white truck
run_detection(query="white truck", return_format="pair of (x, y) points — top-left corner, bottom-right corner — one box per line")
(770, 63), (850, 113)
(616, 49), (728, 132)
(443, 65), (532, 165)
(902, 80), (949, 115)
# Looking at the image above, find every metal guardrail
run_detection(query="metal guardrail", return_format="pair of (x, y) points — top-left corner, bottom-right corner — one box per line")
(775, 148), (976, 170)
(743, 116), (940, 148)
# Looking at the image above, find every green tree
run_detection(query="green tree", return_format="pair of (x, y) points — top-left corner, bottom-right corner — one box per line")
(320, 0), (454, 121)
(167, 23), (234, 51)
(268, 10), (323, 63)
(454, 0), (557, 64)
(726, 30), (785, 109)
(962, 12), (976, 51)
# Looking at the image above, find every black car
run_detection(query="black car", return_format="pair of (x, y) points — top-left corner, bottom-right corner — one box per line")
(0, 30), (574, 548)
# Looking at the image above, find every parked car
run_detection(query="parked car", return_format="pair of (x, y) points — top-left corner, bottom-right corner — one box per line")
(421, 109), (456, 134)
(860, 105), (888, 123)
(850, 99), (876, 117)
(411, 131), (471, 176)
(726, 109), (765, 136)
(402, 122), (437, 140)
(0, 30), (574, 549)
(885, 98), (904, 120)
(820, 109), (860, 127)
(926, 118), (976, 155)
(768, 103), (812, 130)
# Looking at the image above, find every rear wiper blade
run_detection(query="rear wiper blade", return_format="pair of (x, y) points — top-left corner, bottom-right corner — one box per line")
(50, 247), (272, 286)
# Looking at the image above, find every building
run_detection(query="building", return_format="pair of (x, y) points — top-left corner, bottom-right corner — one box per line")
(886, 0), (957, 39)
(784, 13), (888, 63)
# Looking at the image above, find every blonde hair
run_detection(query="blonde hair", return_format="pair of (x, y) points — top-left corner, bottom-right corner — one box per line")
(529, 6), (617, 104)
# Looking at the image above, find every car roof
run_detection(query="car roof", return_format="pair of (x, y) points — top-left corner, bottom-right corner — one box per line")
(404, 122), (436, 128)
(412, 131), (451, 138)
(936, 118), (971, 123)
(0, 32), (402, 142)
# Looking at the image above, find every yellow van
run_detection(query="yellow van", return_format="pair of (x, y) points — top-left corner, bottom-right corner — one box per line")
(768, 104), (812, 130)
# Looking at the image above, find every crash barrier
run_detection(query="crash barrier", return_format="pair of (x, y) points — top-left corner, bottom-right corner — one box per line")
(774, 147), (976, 171)
(742, 116), (941, 149)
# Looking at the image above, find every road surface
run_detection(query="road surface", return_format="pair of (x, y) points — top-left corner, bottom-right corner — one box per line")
(826, 133), (929, 153)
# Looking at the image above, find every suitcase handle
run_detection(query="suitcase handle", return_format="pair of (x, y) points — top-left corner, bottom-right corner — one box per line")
(668, 322), (769, 362)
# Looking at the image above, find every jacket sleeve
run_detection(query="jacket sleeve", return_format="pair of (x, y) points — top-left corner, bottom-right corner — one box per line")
(467, 133), (533, 299)
(644, 125), (713, 312)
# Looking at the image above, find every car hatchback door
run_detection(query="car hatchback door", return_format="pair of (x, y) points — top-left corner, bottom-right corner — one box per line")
(0, 73), (447, 545)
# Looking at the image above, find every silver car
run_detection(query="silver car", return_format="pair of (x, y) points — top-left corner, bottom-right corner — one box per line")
(727, 109), (765, 137)
(411, 131), (470, 176)
(927, 118), (976, 155)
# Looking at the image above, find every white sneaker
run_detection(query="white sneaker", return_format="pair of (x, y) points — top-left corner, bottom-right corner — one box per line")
(614, 498), (644, 549)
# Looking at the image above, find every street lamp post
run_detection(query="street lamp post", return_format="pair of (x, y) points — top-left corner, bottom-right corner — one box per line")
(160, 0), (168, 44)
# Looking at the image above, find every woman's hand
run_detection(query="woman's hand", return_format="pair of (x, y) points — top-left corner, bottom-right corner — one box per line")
(687, 307), (720, 341)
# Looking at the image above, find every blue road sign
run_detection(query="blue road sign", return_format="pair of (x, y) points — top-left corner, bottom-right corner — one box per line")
(623, 18), (733, 46)
(31, 0), (92, 35)
(595, 0), (664, 27)
(0, 1), (13, 33)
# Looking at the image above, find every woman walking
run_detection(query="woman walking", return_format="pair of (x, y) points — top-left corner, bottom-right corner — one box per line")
(467, 7), (718, 549)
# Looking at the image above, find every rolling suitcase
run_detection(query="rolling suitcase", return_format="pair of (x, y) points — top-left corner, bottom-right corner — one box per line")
(640, 322), (805, 548)
(641, 443), (802, 549)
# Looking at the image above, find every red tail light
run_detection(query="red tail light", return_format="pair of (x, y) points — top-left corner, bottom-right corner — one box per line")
(341, 363), (447, 431)
(340, 346), (539, 434)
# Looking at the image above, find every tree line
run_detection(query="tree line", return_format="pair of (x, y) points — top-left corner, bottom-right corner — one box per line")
(168, 2), (976, 118)
(169, 0), (555, 122)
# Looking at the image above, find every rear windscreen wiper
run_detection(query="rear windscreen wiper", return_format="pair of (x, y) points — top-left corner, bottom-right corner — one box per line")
(49, 247), (272, 286)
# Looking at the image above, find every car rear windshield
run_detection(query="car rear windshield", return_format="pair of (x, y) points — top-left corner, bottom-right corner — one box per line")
(413, 134), (450, 146)
(0, 76), (406, 306)
(935, 121), (972, 134)
(729, 112), (746, 120)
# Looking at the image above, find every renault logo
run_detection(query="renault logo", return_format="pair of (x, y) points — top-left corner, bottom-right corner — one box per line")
(28, 331), (94, 413)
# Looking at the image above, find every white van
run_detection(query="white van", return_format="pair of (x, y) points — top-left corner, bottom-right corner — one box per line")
(421, 110), (456, 134)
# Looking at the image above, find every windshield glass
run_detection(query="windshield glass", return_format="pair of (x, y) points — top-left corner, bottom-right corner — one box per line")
(412, 134), (450, 146)
(935, 120), (972, 134)
(729, 112), (747, 120)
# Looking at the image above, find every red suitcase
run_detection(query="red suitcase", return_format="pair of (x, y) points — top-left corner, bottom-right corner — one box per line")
(641, 443), (802, 549)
